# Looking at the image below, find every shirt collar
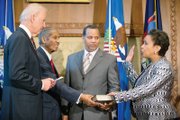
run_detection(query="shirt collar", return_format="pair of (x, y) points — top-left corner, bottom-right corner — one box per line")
(84, 48), (99, 59)
(19, 24), (32, 39)
(40, 46), (52, 61)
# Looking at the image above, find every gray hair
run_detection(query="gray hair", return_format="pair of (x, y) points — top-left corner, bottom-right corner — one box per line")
(38, 27), (59, 45)
(19, 3), (47, 23)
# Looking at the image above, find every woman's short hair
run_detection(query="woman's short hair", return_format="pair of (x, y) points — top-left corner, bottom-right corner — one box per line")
(148, 29), (170, 56)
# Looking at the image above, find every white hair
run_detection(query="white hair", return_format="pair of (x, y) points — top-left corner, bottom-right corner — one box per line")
(19, 3), (47, 23)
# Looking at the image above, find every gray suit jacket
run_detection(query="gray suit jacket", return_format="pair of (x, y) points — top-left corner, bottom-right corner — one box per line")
(62, 49), (119, 120)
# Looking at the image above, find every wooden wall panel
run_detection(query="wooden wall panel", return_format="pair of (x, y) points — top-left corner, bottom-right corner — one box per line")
(130, 0), (143, 36)
(14, 0), (105, 36)
(175, 0), (180, 96)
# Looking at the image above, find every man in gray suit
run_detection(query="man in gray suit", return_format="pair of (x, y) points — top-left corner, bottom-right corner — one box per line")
(62, 24), (120, 120)
(37, 27), (100, 120)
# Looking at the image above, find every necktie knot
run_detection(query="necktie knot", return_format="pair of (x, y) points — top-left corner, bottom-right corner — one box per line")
(83, 53), (91, 74)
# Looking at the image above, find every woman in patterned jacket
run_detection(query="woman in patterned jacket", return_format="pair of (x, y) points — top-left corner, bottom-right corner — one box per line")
(110, 29), (179, 120)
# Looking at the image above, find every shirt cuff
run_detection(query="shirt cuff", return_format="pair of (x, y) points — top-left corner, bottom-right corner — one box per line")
(41, 81), (44, 90)
(76, 93), (82, 104)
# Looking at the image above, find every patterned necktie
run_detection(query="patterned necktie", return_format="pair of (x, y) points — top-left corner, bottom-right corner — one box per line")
(31, 37), (36, 49)
(83, 53), (91, 74)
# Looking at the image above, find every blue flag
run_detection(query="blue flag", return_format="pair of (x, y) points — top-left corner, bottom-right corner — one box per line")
(0, 0), (14, 98)
(0, 0), (15, 47)
(142, 0), (162, 69)
(144, 0), (162, 36)
(104, 0), (131, 120)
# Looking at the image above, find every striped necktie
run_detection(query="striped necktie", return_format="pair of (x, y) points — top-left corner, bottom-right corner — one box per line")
(83, 53), (91, 74)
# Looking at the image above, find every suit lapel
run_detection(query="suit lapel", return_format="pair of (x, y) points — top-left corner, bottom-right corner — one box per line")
(38, 47), (59, 77)
(75, 50), (84, 75)
(86, 49), (103, 74)
(134, 64), (152, 87)
(17, 27), (41, 77)
(18, 27), (39, 60)
(37, 47), (50, 65)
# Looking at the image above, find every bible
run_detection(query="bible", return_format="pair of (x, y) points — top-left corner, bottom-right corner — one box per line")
(92, 95), (114, 103)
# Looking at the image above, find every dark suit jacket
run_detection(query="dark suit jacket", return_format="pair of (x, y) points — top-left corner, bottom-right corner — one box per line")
(62, 49), (120, 120)
(1, 27), (43, 120)
(37, 47), (81, 120)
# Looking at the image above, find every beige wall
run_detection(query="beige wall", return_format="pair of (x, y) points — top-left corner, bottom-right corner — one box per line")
(51, 37), (104, 75)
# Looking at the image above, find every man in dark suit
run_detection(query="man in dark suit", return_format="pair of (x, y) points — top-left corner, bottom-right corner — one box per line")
(37, 27), (100, 120)
(1, 4), (55, 120)
(62, 25), (120, 120)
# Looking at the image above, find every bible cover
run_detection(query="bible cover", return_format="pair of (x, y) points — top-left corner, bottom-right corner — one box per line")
(92, 95), (114, 103)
